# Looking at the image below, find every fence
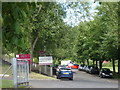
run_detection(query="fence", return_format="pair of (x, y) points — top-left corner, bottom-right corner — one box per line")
(39, 65), (53, 76)
(12, 58), (29, 88)
(31, 62), (53, 76)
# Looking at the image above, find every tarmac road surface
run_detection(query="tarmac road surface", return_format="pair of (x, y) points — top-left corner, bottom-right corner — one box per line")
(30, 69), (118, 88)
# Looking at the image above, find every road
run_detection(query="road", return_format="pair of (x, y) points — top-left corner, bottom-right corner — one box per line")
(30, 69), (118, 88)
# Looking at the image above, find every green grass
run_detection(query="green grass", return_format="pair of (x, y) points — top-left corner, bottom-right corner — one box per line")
(29, 72), (57, 80)
(113, 73), (120, 79)
(18, 86), (31, 88)
(0, 79), (13, 88)
(0, 79), (31, 88)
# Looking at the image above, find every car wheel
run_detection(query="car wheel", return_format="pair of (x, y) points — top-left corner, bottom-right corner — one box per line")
(99, 74), (100, 77)
(69, 78), (73, 80)
(100, 75), (103, 78)
(89, 71), (92, 74)
(57, 76), (59, 79)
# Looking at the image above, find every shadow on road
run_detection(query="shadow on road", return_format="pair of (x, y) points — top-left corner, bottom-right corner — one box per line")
(59, 78), (73, 81)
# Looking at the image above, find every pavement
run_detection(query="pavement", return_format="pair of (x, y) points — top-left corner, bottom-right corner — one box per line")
(0, 74), (9, 77)
(29, 69), (118, 88)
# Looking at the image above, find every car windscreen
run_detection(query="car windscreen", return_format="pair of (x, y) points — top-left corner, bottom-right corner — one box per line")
(74, 64), (79, 66)
(102, 69), (111, 72)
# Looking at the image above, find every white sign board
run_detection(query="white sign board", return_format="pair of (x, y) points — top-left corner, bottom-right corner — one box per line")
(39, 56), (53, 65)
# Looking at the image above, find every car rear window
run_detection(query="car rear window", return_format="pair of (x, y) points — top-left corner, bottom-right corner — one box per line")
(74, 64), (79, 66)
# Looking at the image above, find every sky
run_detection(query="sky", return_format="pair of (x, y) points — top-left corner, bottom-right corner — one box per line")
(59, 1), (99, 27)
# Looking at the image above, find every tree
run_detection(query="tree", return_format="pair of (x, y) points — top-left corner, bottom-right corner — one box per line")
(2, 2), (67, 72)
(76, 2), (119, 72)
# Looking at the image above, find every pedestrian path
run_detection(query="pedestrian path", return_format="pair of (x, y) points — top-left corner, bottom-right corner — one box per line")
(0, 74), (9, 77)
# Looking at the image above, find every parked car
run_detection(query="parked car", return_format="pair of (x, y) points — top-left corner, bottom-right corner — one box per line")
(52, 65), (58, 75)
(67, 64), (79, 69)
(78, 64), (85, 71)
(83, 65), (87, 71)
(85, 65), (92, 73)
(56, 67), (73, 80)
(99, 68), (113, 78)
(89, 66), (99, 74)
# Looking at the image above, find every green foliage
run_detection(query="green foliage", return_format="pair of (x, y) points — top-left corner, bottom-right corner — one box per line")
(76, 2), (119, 63)
(2, 2), (119, 73)
(2, 2), (66, 59)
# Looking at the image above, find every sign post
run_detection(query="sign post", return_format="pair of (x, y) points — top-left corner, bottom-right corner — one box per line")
(39, 56), (53, 76)
(12, 58), (17, 88)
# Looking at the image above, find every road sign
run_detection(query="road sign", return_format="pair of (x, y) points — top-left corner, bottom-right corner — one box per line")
(16, 54), (30, 59)
(16, 54), (31, 64)
(39, 56), (53, 65)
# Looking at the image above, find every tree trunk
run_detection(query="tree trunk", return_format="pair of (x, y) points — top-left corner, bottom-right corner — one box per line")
(29, 48), (33, 73)
(112, 59), (116, 73)
(96, 60), (98, 67)
(29, 36), (39, 73)
(118, 59), (120, 74)
(87, 59), (89, 66)
(118, 2), (120, 75)
(93, 60), (95, 65)
(82, 59), (85, 64)
(99, 60), (102, 70)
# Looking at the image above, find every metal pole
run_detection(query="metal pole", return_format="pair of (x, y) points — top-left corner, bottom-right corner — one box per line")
(2, 65), (12, 79)
(45, 65), (47, 75)
(21, 60), (25, 82)
(27, 60), (29, 86)
(50, 66), (53, 76)
(17, 60), (19, 87)
(12, 58), (17, 88)
(24, 61), (26, 83)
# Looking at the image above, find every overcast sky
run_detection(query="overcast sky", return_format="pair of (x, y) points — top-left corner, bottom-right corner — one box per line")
(59, 1), (99, 27)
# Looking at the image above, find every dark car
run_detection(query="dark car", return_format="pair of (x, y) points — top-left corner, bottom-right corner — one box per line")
(89, 66), (99, 74)
(56, 67), (73, 80)
(99, 68), (113, 78)
(52, 64), (59, 75)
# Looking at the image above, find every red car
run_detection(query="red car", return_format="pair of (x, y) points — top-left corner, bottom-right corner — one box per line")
(67, 64), (79, 69)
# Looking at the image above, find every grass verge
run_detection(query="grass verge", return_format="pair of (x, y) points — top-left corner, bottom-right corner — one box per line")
(0, 79), (13, 88)
(29, 72), (57, 80)
(113, 73), (120, 79)
(0, 79), (31, 88)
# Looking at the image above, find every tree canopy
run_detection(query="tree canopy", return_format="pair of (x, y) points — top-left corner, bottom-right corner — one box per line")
(2, 2), (119, 73)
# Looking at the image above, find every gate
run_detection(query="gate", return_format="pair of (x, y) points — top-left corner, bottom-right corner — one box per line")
(12, 58), (29, 88)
